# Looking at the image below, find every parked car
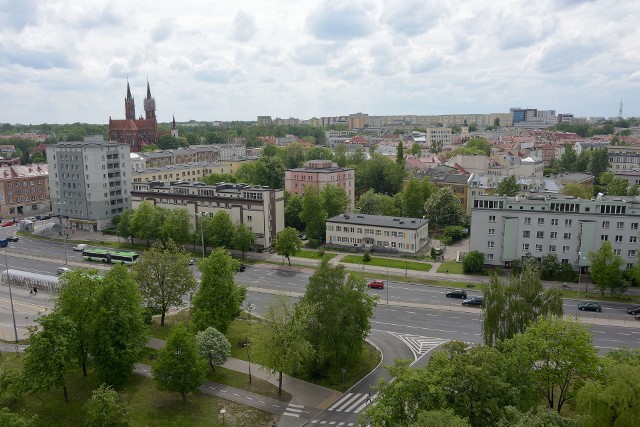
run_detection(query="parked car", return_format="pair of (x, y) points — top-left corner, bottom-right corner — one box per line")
(6, 236), (18, 242)
(368, 279), (385, 289)
(462, 296), (484, 306)
(578, 301), (602, 312)
(627, 306), (640, 315)
(1, 220), (14, 227)
(57, 267), (71, 275)
(446, 289), (467, 299)
(26, 217), (36, 222)
(73, 243), (88, 251)
(237, 263), (246, 272)
(189, 259), (195, 266)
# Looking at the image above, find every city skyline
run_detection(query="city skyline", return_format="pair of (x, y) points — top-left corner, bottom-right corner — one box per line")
(0, 0), (638, 124)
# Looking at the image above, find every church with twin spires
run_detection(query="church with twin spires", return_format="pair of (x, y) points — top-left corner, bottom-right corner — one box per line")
(108, 79), (159, 152)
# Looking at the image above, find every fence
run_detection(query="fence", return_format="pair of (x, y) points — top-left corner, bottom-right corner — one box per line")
(1, 269), (61, 292)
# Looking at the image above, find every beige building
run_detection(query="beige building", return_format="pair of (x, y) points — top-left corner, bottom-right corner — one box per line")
(132, 162), (233, 184)
(326, 213), (429, 254)
(0, 164), (50, 219)
(131, 182), (284, 248)
(285, 160), (355, 210)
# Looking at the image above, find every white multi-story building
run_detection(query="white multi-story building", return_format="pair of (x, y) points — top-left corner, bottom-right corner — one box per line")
(326, 213), (429, 254)
(470, 194), (640, 270)
(46, 140), (132, 231)
(131, 182), (284, 248)
(132, 161), (233, 184)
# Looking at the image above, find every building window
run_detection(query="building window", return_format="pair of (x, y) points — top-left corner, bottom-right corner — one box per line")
(550, 232), (557, 239)
(632, 223), (639, 230)
(376, 230), (381, 236)
(603, 221), (610, 229)
(488, 241), (494, 248)
(488, 228), (495, 235)
(564, 233), (571, 240)
(247, 216), (252, 222)
(563, 246), (570, 253)
(536, 231), (544, 239)
(565, 219), (572, 226)
(631, 236), (637, 243)
(617, 221), (624, 229)
(551, 218), (558, 226)
(523, 230), (530, 238)
(523, 243), (529, 251)
(537, 218), (544, 225)
(629, 250), (636, 257)
(487, 254), (493, 261)
(614, 249), (622, 255)
(524, 217), (531, 225)
(615, 235), (623, 243)
(535, 244), (542, 252)
(562, 258), (569, 264)
(489, 215), (496, 223)
(601, 234), (609, 241)
(549, 245), (556, 252)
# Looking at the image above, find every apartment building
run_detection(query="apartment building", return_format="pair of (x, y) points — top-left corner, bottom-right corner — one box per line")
(0, 164), (50, 219)
(131, 182), (284, 248)
(132, 161), (233, 184)
(142, 144), (247, 168)
(285, 160), (356, 210)
(326, 213), (429, 254)
(46, 141), (132, 231)
(470, 194), (640, 270)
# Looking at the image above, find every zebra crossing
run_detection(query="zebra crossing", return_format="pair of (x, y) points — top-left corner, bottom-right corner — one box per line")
(283, 402), (305, 417)
(387, 332), (448, 360)
(326, 392), (377, 414)
(309, 421), (356, 426)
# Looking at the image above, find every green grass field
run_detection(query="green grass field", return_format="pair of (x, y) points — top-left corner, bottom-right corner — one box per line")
(436, 261), (464, 274)
(341, 254), (432, 272)
(292, 249), (337, 261)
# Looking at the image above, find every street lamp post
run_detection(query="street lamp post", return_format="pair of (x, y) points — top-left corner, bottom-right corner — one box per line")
(386, 266), (389, 305)
(3, 251), (19, 345)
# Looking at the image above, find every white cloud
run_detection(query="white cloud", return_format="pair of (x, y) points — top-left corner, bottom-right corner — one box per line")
(0, 0), (637, 123)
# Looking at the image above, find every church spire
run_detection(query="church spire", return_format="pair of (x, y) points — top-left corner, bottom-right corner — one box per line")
(125, 78), (135, 120)
(144, 78), (156, 120)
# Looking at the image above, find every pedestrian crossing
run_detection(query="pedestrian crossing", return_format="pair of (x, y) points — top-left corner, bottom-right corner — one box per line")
(283, 402), (304, 417)
(326, 392), (377, 414)
(309, 421), (356, 426)
(387, 332), (448, 360)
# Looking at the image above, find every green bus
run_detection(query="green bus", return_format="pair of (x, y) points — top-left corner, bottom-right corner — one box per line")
(82, 248), (139, 265)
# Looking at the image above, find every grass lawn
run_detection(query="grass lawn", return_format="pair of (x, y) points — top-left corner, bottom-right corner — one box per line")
(341, 254), (432, 272)
(149, 309), (192, 340)
(226, 319), (382, 392)
(1, 354), (273, 427)
(293, 249), (336, 261)
(436, 261), (464, 274)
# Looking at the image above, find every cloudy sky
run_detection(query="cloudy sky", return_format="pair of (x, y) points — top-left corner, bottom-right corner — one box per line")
(0, 0), (638, 124)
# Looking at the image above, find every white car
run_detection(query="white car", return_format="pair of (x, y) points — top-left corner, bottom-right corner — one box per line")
(57, 267), (71, 275)
(73, 244), (88, 251)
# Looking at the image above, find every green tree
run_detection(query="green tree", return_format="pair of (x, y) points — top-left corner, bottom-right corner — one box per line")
(357, 189), (401, 216)
(321, 184), (349, 218)
(90, 265), (148, 387)
(300, 260), (377, 375)
(252, 294), (314, 395)
(195, 326), (231, 372)
(232, 222), (256, 260)
(494, 117), (500, 127)
(157, 134), (179, 149)
(23, 312), (77, 402)
(506, 316), (600, 412)
(466, 137), (492, 156)
(462, 251), (485, 273)
(202, 173), (238, 185)
(608, 178), (629, 196)
(409, 143), (422, 156)
(300, 185), (327, 241)
(284, 192), (305, 230)
(589, 241), (625, 296)
(483, 266), (563, 346)
(560, 183), (593, 199)
(424, 187), (465, 229)
(559, 145), (578, 171)
(30, 151), (45, 164)
(576, 149), (591, 172)
(207, 210), (235, 248)
(132, 240), (197, 326)
(160, 208), (192, 246)
(333, 143), (348, 167)
(412, 409), (469, 427)
(0, 408), (36, 427)
(589, 147), (609, 176)
(495, 175), (520, 196)
(130, 201), (164, 246)
(305, 146), (333, 161)
(539, 253), (562, 280)
(115, 209), (135, 244)
(83, 384), (129, 427)
(576, 349), (640, 427)
(191, 248), (246, 333)
(275, 227), (303, 266)
(153, 325), (206, 400)
(55, 270), (102, 377)
(402, 178), (425, 218)
(396, 142), (404, 166)
(283, 142), (306, 168)
(383, 161), (407, 195)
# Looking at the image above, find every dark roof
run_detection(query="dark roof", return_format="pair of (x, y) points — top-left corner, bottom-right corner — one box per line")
(327, 213), (428, 229)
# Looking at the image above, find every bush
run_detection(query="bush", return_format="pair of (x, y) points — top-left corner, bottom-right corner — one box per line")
(83, 384), (128, 427)
(430, 247), (437, 259)
(317, 248), (325, 257)
(101, 228), (118, 236)
(462, 251), (485, 274)
(307, 239), (322, 249)
(363, 251), (371, 262)
(442, 225), (466, 243)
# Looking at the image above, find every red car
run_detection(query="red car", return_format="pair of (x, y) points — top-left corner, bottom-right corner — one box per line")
(1, 220), (14, 227)
(368, 280), (385, 289)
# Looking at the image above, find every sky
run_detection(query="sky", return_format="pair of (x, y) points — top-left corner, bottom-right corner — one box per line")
(0, 0), (638, 125)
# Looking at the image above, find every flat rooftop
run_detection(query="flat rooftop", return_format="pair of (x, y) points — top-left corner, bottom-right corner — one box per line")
(328, 213), (428, 229)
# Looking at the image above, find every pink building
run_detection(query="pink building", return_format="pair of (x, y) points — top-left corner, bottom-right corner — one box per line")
(285, 160), (355, 210)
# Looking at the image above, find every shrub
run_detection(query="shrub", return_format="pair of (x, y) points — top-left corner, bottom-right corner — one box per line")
(307, 239), (321, 249)
(317, 248), (325, 257)
(462, 251), (485, 274)
(363, 251), (371, 262)
(83, 384), (129, 427)
(442, 225), (466, 243)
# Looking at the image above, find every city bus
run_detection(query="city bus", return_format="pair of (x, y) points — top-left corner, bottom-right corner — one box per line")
(82, 248), (139, 265)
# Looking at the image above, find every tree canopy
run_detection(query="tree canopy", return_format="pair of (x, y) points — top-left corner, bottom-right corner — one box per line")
(424, 187), (465, 229)
(589, 241), (626, 296)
